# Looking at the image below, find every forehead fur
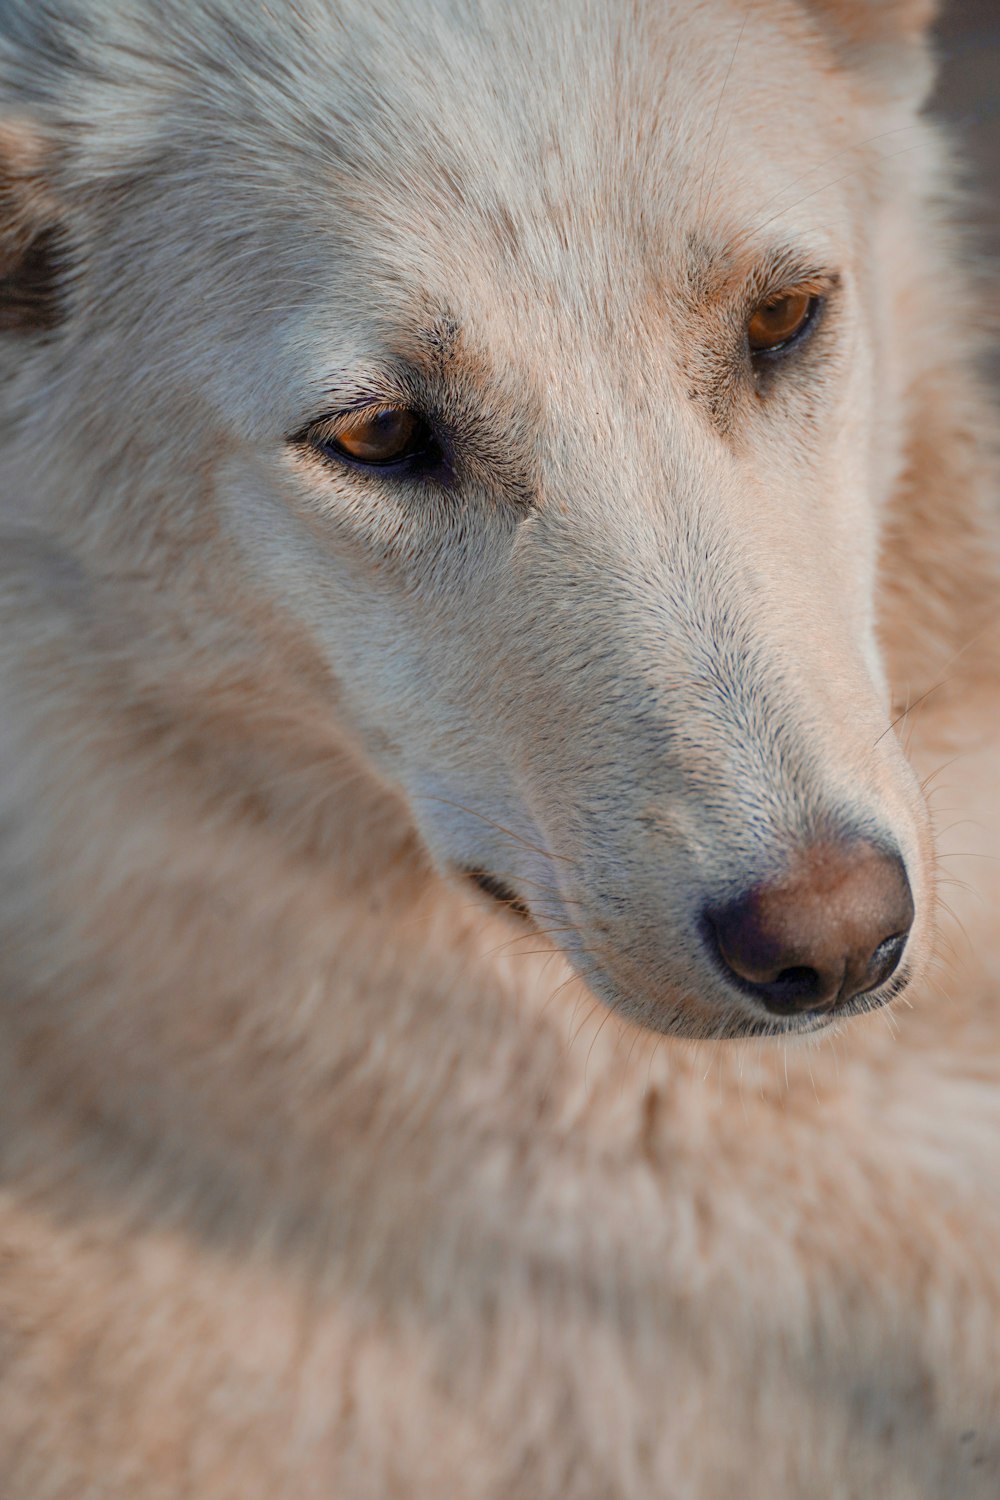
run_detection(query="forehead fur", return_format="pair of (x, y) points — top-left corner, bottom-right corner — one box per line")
(1, 0), (864, 241)
(0, 0), (892, 420)
(0, 0), (929, 460)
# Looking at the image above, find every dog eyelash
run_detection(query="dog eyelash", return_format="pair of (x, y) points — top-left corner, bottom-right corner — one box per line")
(747, 262), (838, 308)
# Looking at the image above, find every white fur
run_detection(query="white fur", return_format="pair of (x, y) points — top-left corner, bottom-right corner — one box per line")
(0, 0), (998, 1494)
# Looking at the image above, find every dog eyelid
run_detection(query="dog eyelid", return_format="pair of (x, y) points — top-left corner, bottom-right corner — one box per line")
(294, 403), (444, 477)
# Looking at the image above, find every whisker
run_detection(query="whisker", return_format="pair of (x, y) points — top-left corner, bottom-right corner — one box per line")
(935, 896), (974, 957)
(568, 999), (602, 1052)
(699, 0), (754, 228)
(414, 793), (572, 864)
(934, 875), (987, 912)
(874, 678), (948, 747)
(478, 929), (576, 963)
(748, 142), (927, 239)
(584, 1005), (616, 1089)
(877, 616), (1000, 746)
(539, 968), (591, 1026)
(880, 1006), (900, 1042)
(921, 752), (967, 793)
(934, 818), (990, 842)
(745, 124), (919, 230)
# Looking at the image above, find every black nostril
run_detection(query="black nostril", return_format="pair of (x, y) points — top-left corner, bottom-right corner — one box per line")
(772, 965), (822, 1005)
(704, 837), (915, 1018)
(776, 966), (816, 988)
(718, 958), (831, 1017)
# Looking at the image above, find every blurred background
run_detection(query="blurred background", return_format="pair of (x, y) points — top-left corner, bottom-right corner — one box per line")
(935, 1), (1000, 264)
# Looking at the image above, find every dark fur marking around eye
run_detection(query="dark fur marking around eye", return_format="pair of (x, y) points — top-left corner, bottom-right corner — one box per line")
(465, 869), (532, 920)
(418, 313), (462, 371)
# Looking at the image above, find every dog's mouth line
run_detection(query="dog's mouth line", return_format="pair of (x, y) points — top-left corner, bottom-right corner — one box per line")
(460, 870), (916, 1038)
(464, 868), (534, 921)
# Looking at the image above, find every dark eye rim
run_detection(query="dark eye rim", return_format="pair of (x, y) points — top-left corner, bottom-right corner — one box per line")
(293, 406), (447, 479)
(747, 292), (825, 363)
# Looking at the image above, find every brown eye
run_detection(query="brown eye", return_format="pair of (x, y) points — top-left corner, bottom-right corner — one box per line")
(747, 289), (818, 355)
(327, 407), (429, 466)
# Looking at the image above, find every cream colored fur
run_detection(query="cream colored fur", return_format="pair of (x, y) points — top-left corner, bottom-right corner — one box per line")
(1, 0), (999, 1494)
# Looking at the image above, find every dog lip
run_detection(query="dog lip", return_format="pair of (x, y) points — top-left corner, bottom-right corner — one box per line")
(460, 890), (912, 1035)
(464, 868), (533, 920)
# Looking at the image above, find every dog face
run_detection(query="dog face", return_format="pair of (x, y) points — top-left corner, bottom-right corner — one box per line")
(1, 0), (939, 1037)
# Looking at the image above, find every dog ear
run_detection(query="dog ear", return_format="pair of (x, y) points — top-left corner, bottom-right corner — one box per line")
(802, 0), (939, 101)
(0, 121), (68, 334)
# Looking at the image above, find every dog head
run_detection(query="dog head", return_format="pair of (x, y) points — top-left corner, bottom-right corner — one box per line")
(0, 0), (943, 1037)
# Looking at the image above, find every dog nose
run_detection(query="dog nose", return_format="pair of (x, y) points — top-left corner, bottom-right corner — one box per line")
(705, 840), (914, 1016)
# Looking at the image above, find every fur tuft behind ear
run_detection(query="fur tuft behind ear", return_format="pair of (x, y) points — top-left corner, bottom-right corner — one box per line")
(802, 0), (940, 102)
(0, 122), (67, 333)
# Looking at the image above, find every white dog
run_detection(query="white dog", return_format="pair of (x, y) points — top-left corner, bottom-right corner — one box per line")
(1, 0), (998, 1494)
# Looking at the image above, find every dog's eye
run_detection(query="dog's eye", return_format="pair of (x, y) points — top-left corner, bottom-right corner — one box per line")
(747, 290), (819, 356)
(315, 407), (435, 468)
